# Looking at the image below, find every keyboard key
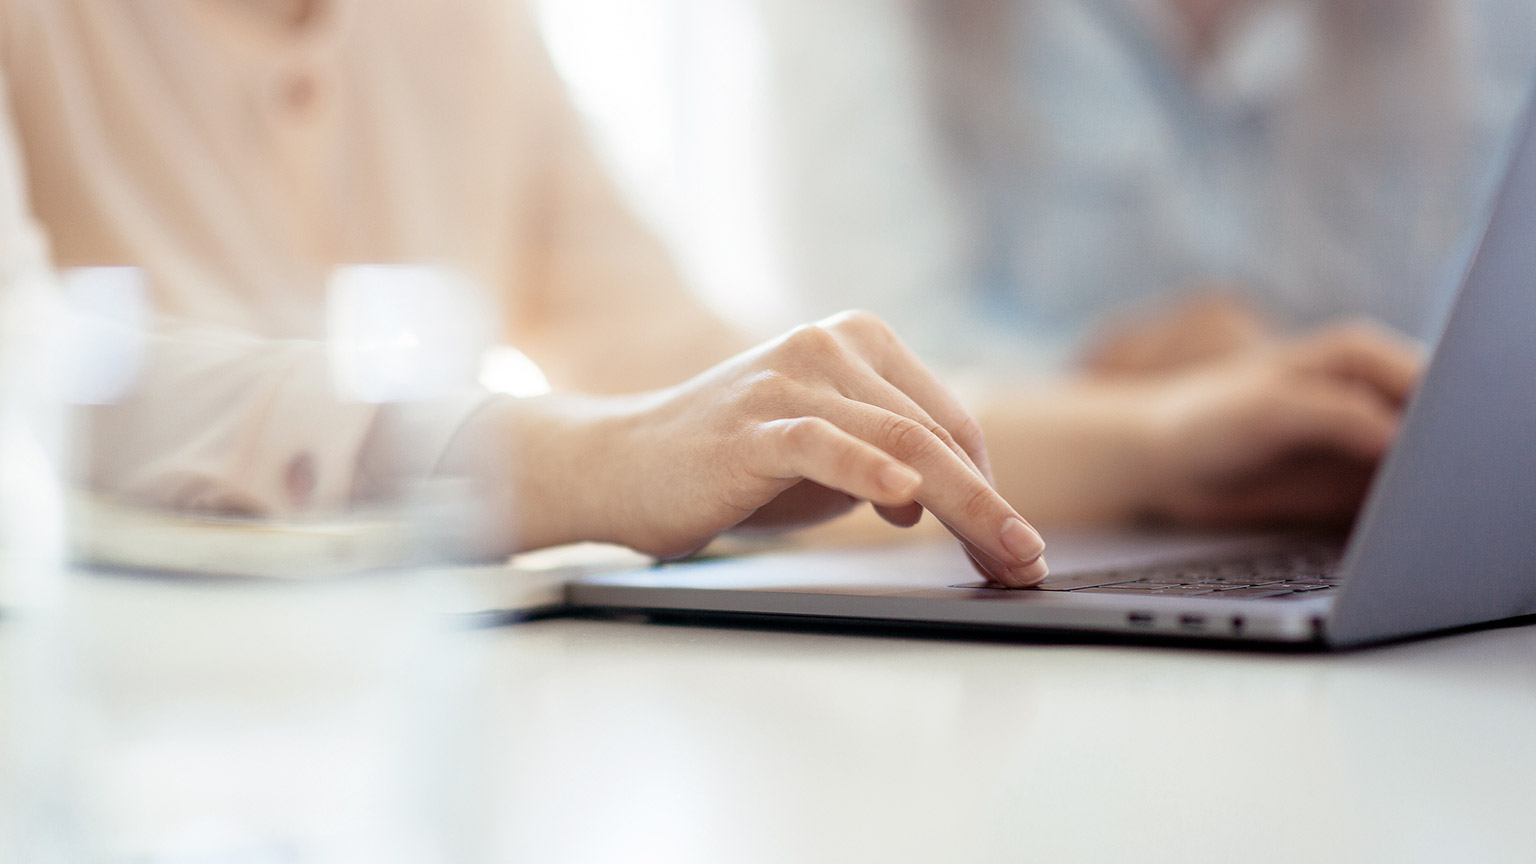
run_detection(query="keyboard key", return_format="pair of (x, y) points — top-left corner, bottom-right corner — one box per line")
(1019, 543), (1344, 599)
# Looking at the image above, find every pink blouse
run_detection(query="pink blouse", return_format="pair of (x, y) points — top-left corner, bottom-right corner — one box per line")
(0, 0), (695, 517)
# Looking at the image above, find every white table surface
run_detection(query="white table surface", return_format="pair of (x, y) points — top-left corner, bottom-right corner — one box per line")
(467, 613), (1536, 864)
(6, 571), (1536, 864)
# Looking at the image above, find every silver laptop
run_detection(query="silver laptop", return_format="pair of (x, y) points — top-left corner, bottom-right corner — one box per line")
(567, 86), (1536, 649)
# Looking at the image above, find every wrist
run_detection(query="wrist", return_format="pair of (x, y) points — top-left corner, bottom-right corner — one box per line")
(432, 392), (639, 559)
(1113, 382), (1182, 524)
(1111, 371), (1229, 526)
(974, 379), (1164, 527)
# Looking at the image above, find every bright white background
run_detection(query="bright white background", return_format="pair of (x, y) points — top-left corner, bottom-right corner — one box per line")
(534, 0), (790, 330)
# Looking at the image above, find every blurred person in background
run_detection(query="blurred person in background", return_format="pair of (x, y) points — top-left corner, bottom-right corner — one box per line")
(0, 0), (1422, 588)
(768, 0), (1536, 372)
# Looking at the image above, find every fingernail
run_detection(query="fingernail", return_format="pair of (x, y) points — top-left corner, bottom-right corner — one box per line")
(1000, 517), (1045, 564)
(878, 463), (922, 497)
(1010, 555), (1050, 587)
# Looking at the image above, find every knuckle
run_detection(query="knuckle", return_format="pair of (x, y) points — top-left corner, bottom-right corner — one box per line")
(878, 414), (934, 459)
(824, 308), (873, 329)
(785, 323), (840, 352)
(779, 324), (845, 366)
(826, 309), (895, 343)
(778, 415), (833, 452)
(926, 419), (960, 454)
(949, 413), (985, 455)
(959, 482), (997, 522)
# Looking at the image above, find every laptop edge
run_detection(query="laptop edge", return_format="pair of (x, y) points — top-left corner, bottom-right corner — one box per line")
(571, 86), (1536, 650)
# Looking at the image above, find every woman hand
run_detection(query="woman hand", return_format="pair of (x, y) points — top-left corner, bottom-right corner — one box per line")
(1134, 321), (1425, 526)
(454, 312), (1049, 587)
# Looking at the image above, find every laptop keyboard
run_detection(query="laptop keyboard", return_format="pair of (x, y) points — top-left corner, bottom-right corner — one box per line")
(1039, 547), (1343, 599)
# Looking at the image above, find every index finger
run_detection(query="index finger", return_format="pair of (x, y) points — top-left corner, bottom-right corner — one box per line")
(819, 396), (1049, 587)
(822, 311), (995, 482)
